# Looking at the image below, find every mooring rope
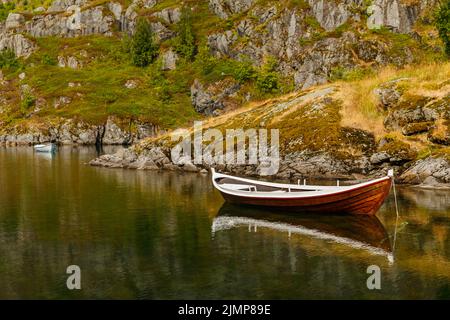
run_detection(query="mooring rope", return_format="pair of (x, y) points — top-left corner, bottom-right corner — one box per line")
(388, 169), (399, 218)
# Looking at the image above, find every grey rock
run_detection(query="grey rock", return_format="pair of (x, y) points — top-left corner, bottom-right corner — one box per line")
(150, 21), (176, 41)
(400, 157), (450, 184)
(370, 151), (390, 164)
(47, 0), (87, 12)
(102, 118), (132, 145)
(208, 30), (237, 57)
(209, 0), (254, 19)
(27, 5), (114, 38)
(307, 0), (358, 31)
(5, 13), (25, 30)
(124, 79), (138, 89)
(0, 33), (35, 58)
(374, 79), (406, 109)
(54, 96), (72, 108)
(161, 49), (178, 71)
(190, 79), (240, 115)
(367, 0), (420, 33)
(153, 7), (181, 24)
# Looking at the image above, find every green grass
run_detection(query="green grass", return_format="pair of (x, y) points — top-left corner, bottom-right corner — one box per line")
(17, 35), (198, 127)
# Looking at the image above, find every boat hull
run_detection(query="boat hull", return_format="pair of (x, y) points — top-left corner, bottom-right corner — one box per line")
(217, 178), (392, 216)
(34, 144), (55, 153)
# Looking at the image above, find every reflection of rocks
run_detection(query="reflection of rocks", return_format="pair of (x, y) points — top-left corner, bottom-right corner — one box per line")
(401, 187), (450, 211)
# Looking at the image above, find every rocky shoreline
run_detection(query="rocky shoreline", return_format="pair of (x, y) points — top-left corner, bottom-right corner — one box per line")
(0, 117), (160, 146)
(88, 144), (450, 188)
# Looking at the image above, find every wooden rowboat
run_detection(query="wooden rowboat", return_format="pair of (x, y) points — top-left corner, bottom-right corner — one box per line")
(211, 168), (393, 216)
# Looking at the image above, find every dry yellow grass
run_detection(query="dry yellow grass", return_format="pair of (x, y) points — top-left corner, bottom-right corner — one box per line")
(336, 62), (450, 139)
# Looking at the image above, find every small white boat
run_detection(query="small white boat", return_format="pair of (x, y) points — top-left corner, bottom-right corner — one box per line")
(33, 144), (56, 153)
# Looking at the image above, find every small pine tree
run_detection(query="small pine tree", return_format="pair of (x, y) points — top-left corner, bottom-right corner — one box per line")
(130, 18), (158, 67)
(175, 7), (196, 60)
(436, 0), (450, 56)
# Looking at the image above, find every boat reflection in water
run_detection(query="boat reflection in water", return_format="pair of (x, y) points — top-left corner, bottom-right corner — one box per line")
(212, 204), (394, 263)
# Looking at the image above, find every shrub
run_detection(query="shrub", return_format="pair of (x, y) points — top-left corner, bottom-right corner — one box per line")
(0, 49), (19, 69)
(436, 0), (450, 56)
(329, 66), (374, 81)
(0, 2), (15, 22)
(130, 18), (158, 67)
(21, 94), (35, 114)
(175, 7), (196, 60)
(41, 54), (57, 66)
(233, 59), (256, 83)
(256, 57), (279, 93)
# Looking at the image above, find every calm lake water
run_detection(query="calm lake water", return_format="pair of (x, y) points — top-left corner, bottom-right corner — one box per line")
(0, 146), (450, 299)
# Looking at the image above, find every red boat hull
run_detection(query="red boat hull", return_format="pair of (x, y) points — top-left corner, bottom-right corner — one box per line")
(218, 178), (392, 216)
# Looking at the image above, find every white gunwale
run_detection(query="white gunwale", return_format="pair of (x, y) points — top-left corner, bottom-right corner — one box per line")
(211, 168), (392, 199)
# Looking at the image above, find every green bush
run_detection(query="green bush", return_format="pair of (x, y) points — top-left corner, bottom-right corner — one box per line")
(175, 7), (196, 60)
(41, 53), (57, 66)
(436, 0), (450, 56)
(233, 59), (256, 83)
(21, 94), (35, 114)
(329, 66), (374, 81)
(121, 34), (132, 54)
(0, 2), (15, 22)
(0, 49), (19, 69)
(130, 18), (158, 67)
(256, 57), (279, 93)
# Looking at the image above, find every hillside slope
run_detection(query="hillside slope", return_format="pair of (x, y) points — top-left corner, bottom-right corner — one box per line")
(91, 62), (450, 185)
(0, 0), (446, 142)
(1, 0), (449, 184)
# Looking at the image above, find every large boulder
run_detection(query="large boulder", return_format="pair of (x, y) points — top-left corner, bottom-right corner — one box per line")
(5, 13), (25, 30)
(400, 157), (450, 184)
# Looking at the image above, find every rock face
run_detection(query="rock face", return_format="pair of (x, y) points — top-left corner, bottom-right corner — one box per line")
(307, 0), (362, 31)
(25, 6), (114, 38)
(190, 79), (240, 115)
(367, 0), (421, 33)
(400, 157), (450, 184)
(0, 33), (35, 58)
(152, 7), (181, 24)
(47, 0), (87, 12)
(209, 0), (254, 19)
(0, 117), (159, 146)
(205, 0), (426, 90)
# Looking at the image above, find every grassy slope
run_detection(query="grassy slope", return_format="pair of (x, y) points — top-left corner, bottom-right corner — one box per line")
(0, 0), (448, 140)
(138, 61), (450, 163)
